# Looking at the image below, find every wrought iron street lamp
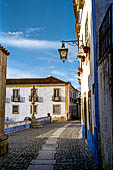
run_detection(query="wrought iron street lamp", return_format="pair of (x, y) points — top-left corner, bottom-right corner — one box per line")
(58, 42), (68, 63)
(58, 40), (82, 63)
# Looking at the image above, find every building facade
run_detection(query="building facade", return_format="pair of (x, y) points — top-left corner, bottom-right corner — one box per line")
(5, 76), (80, 122)
(0, 45), (10, 155)
(97, 2), (113, 170)
(73, 0), (113, 169)
(73, 0), (99, 164)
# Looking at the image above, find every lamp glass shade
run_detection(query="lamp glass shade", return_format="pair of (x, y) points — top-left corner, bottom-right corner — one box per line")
(58, 48), (68, 63)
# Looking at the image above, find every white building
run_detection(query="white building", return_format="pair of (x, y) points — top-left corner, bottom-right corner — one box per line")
(73, 0), (113, 169)
(5, 76), (80, 122)
(73, 0), (99, 164)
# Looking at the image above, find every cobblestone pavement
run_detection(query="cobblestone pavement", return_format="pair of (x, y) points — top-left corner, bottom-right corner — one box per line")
(0, 122), (66, 170)
(54, 121), (103, 170)
(0, 121), (103, 170)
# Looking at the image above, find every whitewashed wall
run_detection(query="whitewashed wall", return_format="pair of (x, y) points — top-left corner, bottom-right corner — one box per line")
(79, 0), (95, 133)
(5, 85), (66, 122)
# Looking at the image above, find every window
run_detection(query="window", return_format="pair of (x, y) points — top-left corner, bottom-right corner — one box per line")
(85, 18), (88, 43)
(99, 4), (113, 59)
(52, 89), (61, 101)
(30, 105), (37, 114)
(88, 91), (92, 133)
(13, 89), (20, 98)
(53, 105), (61, 115)
(12, 105), (19, 114)
(54, 88), (60, 97)
(85, 16), (90, 64)
(11, 89), (20, 102)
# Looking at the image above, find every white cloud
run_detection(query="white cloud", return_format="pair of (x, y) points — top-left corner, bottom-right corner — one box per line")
(0, 36), (60, 50)
(25, 27), (41, 33)
(8, 31), (24, 36)
(49, 66), (55, 69)
(7, 67), (38, 78)
(37, 56), (58, 62)
(0, 31), (24, 37)
(50, 70), (66, 77)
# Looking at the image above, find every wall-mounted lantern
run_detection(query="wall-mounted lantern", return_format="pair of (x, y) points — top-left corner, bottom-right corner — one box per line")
(58, 42), (68, 63)
(58, 40), (82, 63)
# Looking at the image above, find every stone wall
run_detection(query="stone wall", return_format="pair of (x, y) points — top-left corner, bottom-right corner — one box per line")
(0, 46), (10, 155)
(98, 52), (113, 170)
(95, 1), (113, 169)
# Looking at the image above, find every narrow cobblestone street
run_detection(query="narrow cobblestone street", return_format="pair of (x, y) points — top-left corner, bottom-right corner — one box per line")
(0, 121), (103, 170)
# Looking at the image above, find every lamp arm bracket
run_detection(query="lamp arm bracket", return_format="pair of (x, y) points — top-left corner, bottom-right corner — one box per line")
(61, 40), (82, 46)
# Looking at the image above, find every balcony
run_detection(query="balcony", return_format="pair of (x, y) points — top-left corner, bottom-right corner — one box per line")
(77, 55), (85, 62)
(77, 71), (81, 76)
(78, 78), (81, 85)
(11, 96), (25, 102)
(76, 22), (81, 37)
(78, 0), (85, 9)
(78, 67), (83, 73)
(29, 96), (43, 102)
(11, 96), (20, 102)
(52, 96), (65, 102)
(99, 3), (113, 60)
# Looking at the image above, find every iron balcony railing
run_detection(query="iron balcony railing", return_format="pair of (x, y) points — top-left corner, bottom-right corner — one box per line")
(11, 96), (20, 102)
(99, 3), (113, 59)
(29, 96), (43, 102)
(52, 96), (65, 102)
(11, 96), (25, 102)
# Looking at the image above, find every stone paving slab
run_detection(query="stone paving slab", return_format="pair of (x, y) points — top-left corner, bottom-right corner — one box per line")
(28, 164), (54, 170)
(46, 139), (57, 144)
(27, 123), (69, 170)
(41, 146), (56, 151)
(52, 128), (66, 136)
(36, 153), (55, 160)
(31, 159), (56, 165)
(42, 143), (58, 148)
(39, 150), (56, 154)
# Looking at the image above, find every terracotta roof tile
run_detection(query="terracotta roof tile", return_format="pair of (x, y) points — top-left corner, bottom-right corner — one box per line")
(6, 76), (66, 85)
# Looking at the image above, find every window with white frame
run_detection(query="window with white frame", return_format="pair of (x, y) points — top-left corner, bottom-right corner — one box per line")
(53, 88), (61, 97)
(53, 105), (61, 115)
(12, 105), (19, 114)
(13, 89), (20, 98)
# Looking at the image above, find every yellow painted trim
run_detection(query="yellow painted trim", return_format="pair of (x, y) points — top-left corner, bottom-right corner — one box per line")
(65, 84), (68, 120)
(52, 116), (66, 122)
(6, 85), (65, 88)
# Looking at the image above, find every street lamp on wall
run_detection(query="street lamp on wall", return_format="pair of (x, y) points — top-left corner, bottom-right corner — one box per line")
(58, 42), (68, 63)
(58, 39), (82, 63)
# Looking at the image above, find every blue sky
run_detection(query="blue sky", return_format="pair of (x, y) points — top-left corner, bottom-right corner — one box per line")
(0, 0), (80, 90)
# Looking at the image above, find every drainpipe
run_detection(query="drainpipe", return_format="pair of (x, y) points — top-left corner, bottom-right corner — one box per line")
(92, 0), (100, 165)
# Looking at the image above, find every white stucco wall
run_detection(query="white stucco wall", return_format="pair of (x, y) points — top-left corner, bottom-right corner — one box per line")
(5, 85), (66, 122)
(79, 0), (96, 133)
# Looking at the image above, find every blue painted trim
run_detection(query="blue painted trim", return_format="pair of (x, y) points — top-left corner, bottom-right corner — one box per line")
(5, 123), (31, 134)
(92, 0), (99, 164)
(92, 0), (99, 130)
(4, 118), (51, 134)
(39, 119), (50, 125)
(82, 124), (85, 141)
(88, 128), (98, 164)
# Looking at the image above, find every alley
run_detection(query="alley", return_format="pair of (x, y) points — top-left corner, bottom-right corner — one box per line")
(0, 121), (102, 170)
